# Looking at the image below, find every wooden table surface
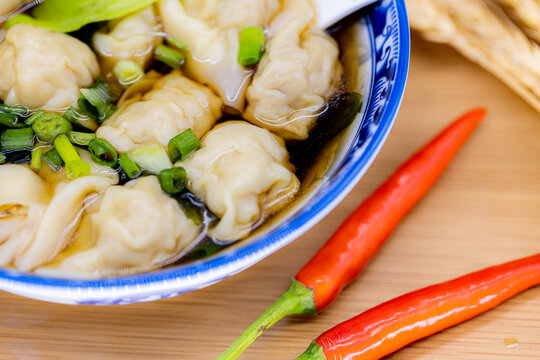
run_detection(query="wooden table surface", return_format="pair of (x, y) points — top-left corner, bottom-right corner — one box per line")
(1, 35), (539, 360)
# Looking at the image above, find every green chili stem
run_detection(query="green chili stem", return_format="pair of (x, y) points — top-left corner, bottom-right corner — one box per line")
(295, 341), (326, 360)
(215, 278), (316, 360)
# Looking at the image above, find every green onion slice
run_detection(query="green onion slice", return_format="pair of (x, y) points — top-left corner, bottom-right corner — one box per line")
(88, 138), (118, 168)
(30, 147), (43, 172)
(67, 131), (96, 146)
(238, 27), (265, 67)
(41, 148), (64, 171)
(119, 153), (141, 179)
(24, 111), (45, 126)
(32, 113), (73, 144)
(1, 127), (34, 152)
(158, 167), (187, 195)
(63, 106), (99, 131)
(65, 159), (91, 179)
(113, 60), (144, 86)
(0, 153), (6, 164)
(54, 133), (82, 164)
(154, 44), (185, 70)
(80, 78), (121, 106)
(128, 144), (173, 175)
(0, 113), (22, 128)
(0, 104), (29, 117)
(166, 37), (189, 51)
(168, 128), (200, 162)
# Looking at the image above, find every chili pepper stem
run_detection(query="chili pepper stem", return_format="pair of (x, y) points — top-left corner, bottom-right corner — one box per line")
(296, 341), (326, 360)
(216, 278), (316, 360)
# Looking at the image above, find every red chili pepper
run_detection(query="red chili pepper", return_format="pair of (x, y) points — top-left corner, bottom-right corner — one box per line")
(216, 108), (486, 360)
(296, 253), (540, 360)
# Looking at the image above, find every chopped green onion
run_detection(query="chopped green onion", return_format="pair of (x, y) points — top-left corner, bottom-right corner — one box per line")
(238, 27), (266, 67)
(113, 60), (144, 86)
(32, 113), (72, 143)
(77, 97), (100, 121)
(158, 167), (186, 195)
(68, 131), (96, 146)
(54, 134), (80, 163)
(0, 153), (6, 164)
(166, 37), (189, 51)
(77, 78), (121, 122)
(80, 78), (120, 106)
(128, 144), (173, 174)
(63, 106), (99, 131)
(95, 102), (118, 120)
(0, 113), (22, 128)
(65, 159), (91, 179)
(54, 134), (91, 179)
(0, 128), (34, 152)
(30, 147), (43, 172)
(41, 148), (64, 171)
(119, 153), (141, 179)
(154, 44), (185, 69)
(24, 111), (45, 126)
(78, 97), (117, 122)
(88, 138), (118, 167)
(0, 104), (29, 117)
(168, 128), (200, 162)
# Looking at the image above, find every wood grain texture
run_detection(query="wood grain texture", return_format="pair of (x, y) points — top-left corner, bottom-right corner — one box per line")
(0, 35), (539, 360)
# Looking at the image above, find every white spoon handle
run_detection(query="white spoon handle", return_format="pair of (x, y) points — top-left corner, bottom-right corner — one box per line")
(313, 0), (379, 29)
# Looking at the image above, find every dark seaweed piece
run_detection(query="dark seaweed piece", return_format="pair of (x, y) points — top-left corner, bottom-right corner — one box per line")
(175, 191), (218, 227)
(287, 92), (363, 179)
(7, 150), (31, 164)
(188, 239), (229, 261)
(68, 22), (107, 47)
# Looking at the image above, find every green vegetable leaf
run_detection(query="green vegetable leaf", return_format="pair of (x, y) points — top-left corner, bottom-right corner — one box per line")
(6, 0), (157, 32)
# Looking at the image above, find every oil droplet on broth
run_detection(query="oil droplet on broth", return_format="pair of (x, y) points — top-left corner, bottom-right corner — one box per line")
(504, 337), (519, 348)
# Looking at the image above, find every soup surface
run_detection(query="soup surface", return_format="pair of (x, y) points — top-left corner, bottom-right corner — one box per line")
(0, 0), (362, 278)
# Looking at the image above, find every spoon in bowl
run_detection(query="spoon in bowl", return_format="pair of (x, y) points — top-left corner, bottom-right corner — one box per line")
(313, 0), (379, 29)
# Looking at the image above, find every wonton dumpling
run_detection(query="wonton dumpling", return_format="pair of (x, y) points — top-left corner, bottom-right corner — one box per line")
(243, 0), (342, 140)
(0, 24), (100, 111)
(93, 6), (160, 75)
(97, 71), (223, 152)
(159, 0), (271, 112)
(0, 165), (50, 267)
(182, 121), (300, 241)
(15, 175), (117, 271)
(182, 0), (280, 29)
(0, 0), (24, 18)
(37, 176), (201, 278)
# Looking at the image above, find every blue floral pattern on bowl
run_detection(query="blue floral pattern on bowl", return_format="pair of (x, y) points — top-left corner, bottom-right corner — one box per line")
(0, 0), (410, 305)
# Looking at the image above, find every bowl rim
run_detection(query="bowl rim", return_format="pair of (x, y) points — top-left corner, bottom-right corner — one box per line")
(0, 0), (410, 304)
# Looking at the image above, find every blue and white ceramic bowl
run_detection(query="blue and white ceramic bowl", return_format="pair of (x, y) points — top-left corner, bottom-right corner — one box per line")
(0, 0), (410, 305)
